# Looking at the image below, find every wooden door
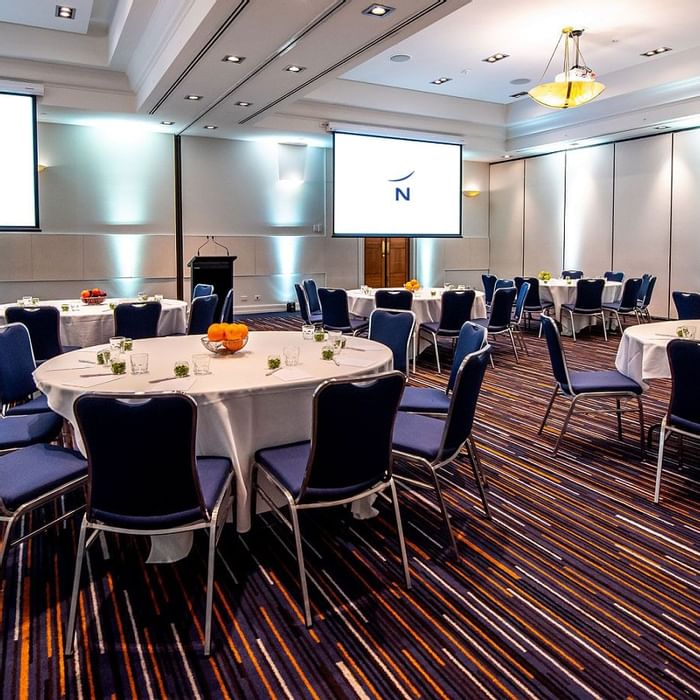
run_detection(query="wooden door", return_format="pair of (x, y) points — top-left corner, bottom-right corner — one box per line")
(364, 238), (410, 287)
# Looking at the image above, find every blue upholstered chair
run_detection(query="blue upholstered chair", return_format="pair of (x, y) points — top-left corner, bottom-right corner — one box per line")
(473, 286), (519, 362)
(5, 305), (79, 362)
(494, 278), (514, 291)
(0, 323), (54, 419)
(374, 289), (413, 311)
(481, 274), (497, 307)
(187, 294), (218, 335)
(368, 309), (415, 374)
(303, 279), (321, 315)
(604, 271), (624, 282)
(515, 276), (554, 335)
(392, 346), (492, 555)
(399, 322), (486, 415)
(253, 371), (410, 627)
(561, 270), (583, 279)
(192, 283), (214, 299)
(0, 444), (86, 574)
(560, 278), (607, 341)
(603, 277), (643, 331)
(510, 280), (531, 356)
(220, 288), (234, 323)
(65, 393), (233, 656)
(672, 291), (700, 321)
(318, 288), (368, 335)
(113, 301), (162, 339)
(538, 315), (645, 456)
(294, 283), (322, 325)
(654, 339), (700, 502)
(636, 275), (657, 322)
(418, 289), (475, 374)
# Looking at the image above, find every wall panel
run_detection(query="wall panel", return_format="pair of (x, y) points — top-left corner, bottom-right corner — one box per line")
(489, 160), (524, 277)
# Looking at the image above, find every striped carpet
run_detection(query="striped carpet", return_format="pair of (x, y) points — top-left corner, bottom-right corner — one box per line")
(1, 315), (698, 698)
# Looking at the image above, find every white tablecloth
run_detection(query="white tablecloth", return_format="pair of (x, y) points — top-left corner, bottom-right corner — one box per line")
(615, 320), (694, 385)
(0, 298), (187, 348)
(34, 331), (393, 532)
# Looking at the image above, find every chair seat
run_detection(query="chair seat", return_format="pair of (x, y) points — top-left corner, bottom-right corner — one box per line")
(668, 414), (700, 434)
(602, 301), (636, 313)
(561, 303), (602, 314)
(5, 393), (51, 416)
(398, 386), (450, 414)
(567, 370), (643, 396)
(92, 456), (232, 529)
(0, 412), (64, 450)
(524, 301), (553, 311)
(325, 317), (368, 334)
(419, 321), (459, 337)
(0, 443), (86, 511)
(392, 412), (445, 462)
(472, 317), (508, 333)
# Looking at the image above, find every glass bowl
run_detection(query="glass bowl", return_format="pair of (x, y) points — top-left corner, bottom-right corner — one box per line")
(200, 335), (248, 355)
(81, 295), (107, 306)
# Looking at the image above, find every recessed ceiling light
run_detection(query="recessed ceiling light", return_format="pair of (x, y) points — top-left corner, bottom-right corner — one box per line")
(641, 46), (672, 57)
(431, 77), (452, 85)
(234, 101), (252, 107)
(160, 121), (174, 126)
(483, 52), (509, 63)
(362, 4), (394, 17)
(502, 154), (511, 159)
(55, 5), (75, 19)
(654, 125), (669, 130)
(510, 78), (531, 85)
(184, 94), (202, 101)
(509, 91), (528, 98)
(222, 55), (245, 63)
(390, 54), (411, 63)
(570, 142), (579, 146)
(203, 125), (218, 130)
(284, 65), (306, 73)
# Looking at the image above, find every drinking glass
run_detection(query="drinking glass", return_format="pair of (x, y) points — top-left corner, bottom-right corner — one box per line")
(109, 336), (126, 354)
(283, 345), (300, 366)
(174, 360), (190, 378)
(130, 353), (149, 374)
(301, 324), (315, 340)
(110, 357), (127, 375)
(328, 331), (345, 354)
(192, 353), (212, 375)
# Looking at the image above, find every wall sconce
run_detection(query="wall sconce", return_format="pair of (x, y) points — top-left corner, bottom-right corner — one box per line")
(278, 143), (307, 183)
(463, 189), (480, 198)
(37, 163), (48, 173)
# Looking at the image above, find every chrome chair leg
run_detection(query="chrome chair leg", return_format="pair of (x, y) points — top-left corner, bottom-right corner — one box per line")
(433, 333), (441, 374)
(64, 517), (89, 656)
(430, 467), (458, 557)
(567, 310), (577, 341)
(616, 398), (623, 439)
(538, 386), (559, 434)
(507, 328), (519, 363)
(204, 520), (216, 655)
(637, 396), (646, 460)
(290, 506), (313, 626)
(600, 312), (608, 341)
(389, 480), (411, 589)
(654, 419), (668, 503)
(466, 437), (491, 519)
(553, 397), (579, 455)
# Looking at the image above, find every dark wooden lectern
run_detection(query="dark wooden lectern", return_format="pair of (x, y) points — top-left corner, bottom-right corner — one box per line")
(187, 255), (237, 321)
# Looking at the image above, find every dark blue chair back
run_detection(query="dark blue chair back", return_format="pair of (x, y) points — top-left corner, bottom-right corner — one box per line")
(495, 278), (514, 291)
(481, 274), (497, 306)
(438, 290), (475, 332)
(573, 278), (604, 311)
(672, 291), (700, 320)
(75, 393), (207, 528)
(617, 278), (643, 312)
(303, 279), (321, 314)
(294, 284), (313, 324)
(188, 294), (218, 335)
(640, 276), (657, 308)
(114, 302), (162, 339)
(299, 372), (405, 502)
(447, 322), (487, 393)
(561, 270), (583, 279)
(540, 315), (571, 391)
(666, 340), (700, 432)
(368, 310), (415, 374)
(519, 277), (543, 308)
(318, 288), (352, 329)
(374, 289), (413, 311)
(0, 323), (38, 405)
(220, 288), (234, 323)
(637, 273), (652, 303)
(5, 306), (63, 362)
(440, 346), (490, 460)
(604, 271), (624, 282)
(192, 283), (214, 299)
(513, 281), (530, 323)
(488, 287), (517, 329)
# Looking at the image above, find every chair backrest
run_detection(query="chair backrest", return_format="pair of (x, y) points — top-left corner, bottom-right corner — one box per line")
(298, 371), (405, 503)
(494, 278), (514, 291)
(113, 302), (162, 339)
(573, 278), (605, 311)
(513, 281), (530, 323)
(637, 273), (651, 303)
(4, 305), (63, 362)
(666, 339), (700, 430)
(0, 323), (38, 406)
(540, 315), (572, 392)
(640, 275), (657, 309)
(294, 284), (313, 324)
(673, 291), (700, 320)
(488, 287), (517, 329)
(303, 279), (321, 314)
(561, 270), (583, 279)
(318, 288), (352, 330)
(438, 289), (475, 331)
(446, 322), (487, 393)
(192, 283), (214, 299)
(604, 271), (624, 282)
(438, 346), (490, 461)
(520, 276), (543, 308)
(368, 309), (415, 374)
(481, 274), (497, 305)
(374, 289), (413, 311)
(220, 288), (234, 323)
(74, 393), (208, 527)
(188, 294), (219, 335)
(617, 277), (643, 312)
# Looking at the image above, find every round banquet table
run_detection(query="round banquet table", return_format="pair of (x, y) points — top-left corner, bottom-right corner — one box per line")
(34, 331), (393, 538)
(615, 319), (696, 386)
(0, 298), (187, 348)
(538, 279), (622, 335)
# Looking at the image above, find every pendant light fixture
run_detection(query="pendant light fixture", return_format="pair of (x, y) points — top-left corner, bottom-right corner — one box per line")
(528, 27), (605, 109)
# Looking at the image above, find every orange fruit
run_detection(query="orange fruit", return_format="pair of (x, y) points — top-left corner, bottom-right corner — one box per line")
(207, 323), (225, 341)
(224, 324), (243, 340)
(232, 322), (248, 339)
(223, 338), (244, 351)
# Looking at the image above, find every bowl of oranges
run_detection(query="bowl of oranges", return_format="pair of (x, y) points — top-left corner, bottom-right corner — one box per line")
(202, 322), (249, 355)
(80, 288), (108, 305)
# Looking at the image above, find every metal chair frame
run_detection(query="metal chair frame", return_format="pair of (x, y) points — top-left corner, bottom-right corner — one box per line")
(562, 278), (608, 342)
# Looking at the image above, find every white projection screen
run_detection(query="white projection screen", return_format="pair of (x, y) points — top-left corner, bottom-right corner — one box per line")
(0, 93), (39, 230)
(333, 131), (462, 238)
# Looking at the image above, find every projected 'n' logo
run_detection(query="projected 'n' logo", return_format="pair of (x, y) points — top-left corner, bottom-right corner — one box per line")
(388, 171), (415, 202)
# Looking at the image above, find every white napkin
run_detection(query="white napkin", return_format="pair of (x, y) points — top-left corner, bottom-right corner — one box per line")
(335, 354), (378, 367)
(64, 373), (126, 388)
(273, 367), (314, 382)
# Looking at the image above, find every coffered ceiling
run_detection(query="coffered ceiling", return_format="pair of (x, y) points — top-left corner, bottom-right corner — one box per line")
(1, 0), (699, 160)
